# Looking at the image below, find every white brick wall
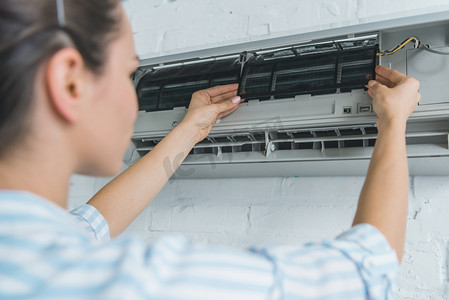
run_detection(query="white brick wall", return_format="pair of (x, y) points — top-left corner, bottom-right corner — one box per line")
(68, 1), (449, 299)
(122, 0), (449, 59)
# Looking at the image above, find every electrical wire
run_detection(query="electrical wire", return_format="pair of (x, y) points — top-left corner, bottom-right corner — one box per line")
(420, 44), (449, 55)
(377, 37), (420, 56)
(378, 36), (449, 56)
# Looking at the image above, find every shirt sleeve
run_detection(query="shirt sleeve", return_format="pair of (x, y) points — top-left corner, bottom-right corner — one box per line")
(335, 223), (399, 299)
(70, 204), (110, 241)
(249, 223), (399, 299)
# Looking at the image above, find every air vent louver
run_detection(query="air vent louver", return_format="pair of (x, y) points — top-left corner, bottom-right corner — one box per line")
(133, 123), (449, 167)
(133, 124), (381, 158)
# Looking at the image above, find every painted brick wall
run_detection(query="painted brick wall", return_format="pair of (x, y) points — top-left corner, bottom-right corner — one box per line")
(68, 1), (449, 299)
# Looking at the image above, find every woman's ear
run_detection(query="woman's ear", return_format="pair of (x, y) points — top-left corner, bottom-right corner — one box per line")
(45, 48), (87, 123)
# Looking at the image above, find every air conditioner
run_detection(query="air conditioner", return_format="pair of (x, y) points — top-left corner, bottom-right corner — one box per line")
(124, 11), (449, 178)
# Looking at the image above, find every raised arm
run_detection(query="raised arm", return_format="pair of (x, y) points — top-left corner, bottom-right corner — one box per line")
(87, 84), (243, 237)
(353, 66), (421, 262)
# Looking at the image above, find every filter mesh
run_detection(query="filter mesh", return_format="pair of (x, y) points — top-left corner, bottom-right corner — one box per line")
(136, 39), (377, 111)
(136, 59), (240, 112)
(238, 40), (378, 100)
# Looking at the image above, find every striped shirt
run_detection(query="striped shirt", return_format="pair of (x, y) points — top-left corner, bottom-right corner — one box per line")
(0, 190), (399, 299)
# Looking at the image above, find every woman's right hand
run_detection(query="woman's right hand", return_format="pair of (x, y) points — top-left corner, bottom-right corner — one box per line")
(355, 65), (421, 263)
(366, 65), (421, 131)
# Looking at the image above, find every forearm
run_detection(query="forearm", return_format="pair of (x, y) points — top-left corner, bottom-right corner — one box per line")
(88, 122), (199, 237)
(86, 84), (241, 238)
(353, 120), (408, 262)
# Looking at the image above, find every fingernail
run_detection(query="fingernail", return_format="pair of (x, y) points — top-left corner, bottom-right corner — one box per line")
(232, 96), (241, 103)
(368, 81), (376, 87)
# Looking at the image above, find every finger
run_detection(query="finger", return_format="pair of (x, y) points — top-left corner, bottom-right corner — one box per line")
(217, 104), (240, 120)
(203, 84), (239, 98)
(213, 94), (242, 106)
(210, 90), (238, 103)
(374, 73), (396, 88)
(367, 80), (388, 98)
(375, 65), (407, 85)
(218, 98), (245, 119)
(214, 96), (242, 116)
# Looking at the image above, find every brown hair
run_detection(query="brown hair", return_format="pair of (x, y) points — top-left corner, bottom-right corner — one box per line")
(0, 0), (122, 157)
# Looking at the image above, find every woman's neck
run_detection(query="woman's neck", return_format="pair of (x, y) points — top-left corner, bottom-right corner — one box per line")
(0, 144), (74, 208)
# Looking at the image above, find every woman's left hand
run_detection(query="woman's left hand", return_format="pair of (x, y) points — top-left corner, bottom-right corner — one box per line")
(181, 83), (244, 144)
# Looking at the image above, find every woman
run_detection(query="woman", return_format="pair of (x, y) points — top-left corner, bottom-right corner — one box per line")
(0, 0), (421, 299)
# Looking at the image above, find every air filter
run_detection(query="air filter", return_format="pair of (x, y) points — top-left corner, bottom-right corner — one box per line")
(136, 38), (378, 112)
(136, 59), (240, 112)
(238, 39), (378, 100)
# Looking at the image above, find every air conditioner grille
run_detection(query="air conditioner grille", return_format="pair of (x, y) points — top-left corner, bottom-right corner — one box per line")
(133, 125), (383, 157)
(132, 120), (449, 168)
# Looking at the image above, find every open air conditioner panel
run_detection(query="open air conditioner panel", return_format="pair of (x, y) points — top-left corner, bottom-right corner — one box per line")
(128, 13), (449, 177)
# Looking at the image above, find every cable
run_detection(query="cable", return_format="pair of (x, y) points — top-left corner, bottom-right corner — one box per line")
(377, 37), (420, 56)
(378, 36), (449, 56)
(420, 44), (449, 55)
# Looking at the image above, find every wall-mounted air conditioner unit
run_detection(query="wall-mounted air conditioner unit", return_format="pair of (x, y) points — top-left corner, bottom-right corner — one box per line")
(125, 11), (449, 178)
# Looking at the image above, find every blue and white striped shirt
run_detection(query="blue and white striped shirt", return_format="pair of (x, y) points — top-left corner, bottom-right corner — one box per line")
(0, 190), (399, 299)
